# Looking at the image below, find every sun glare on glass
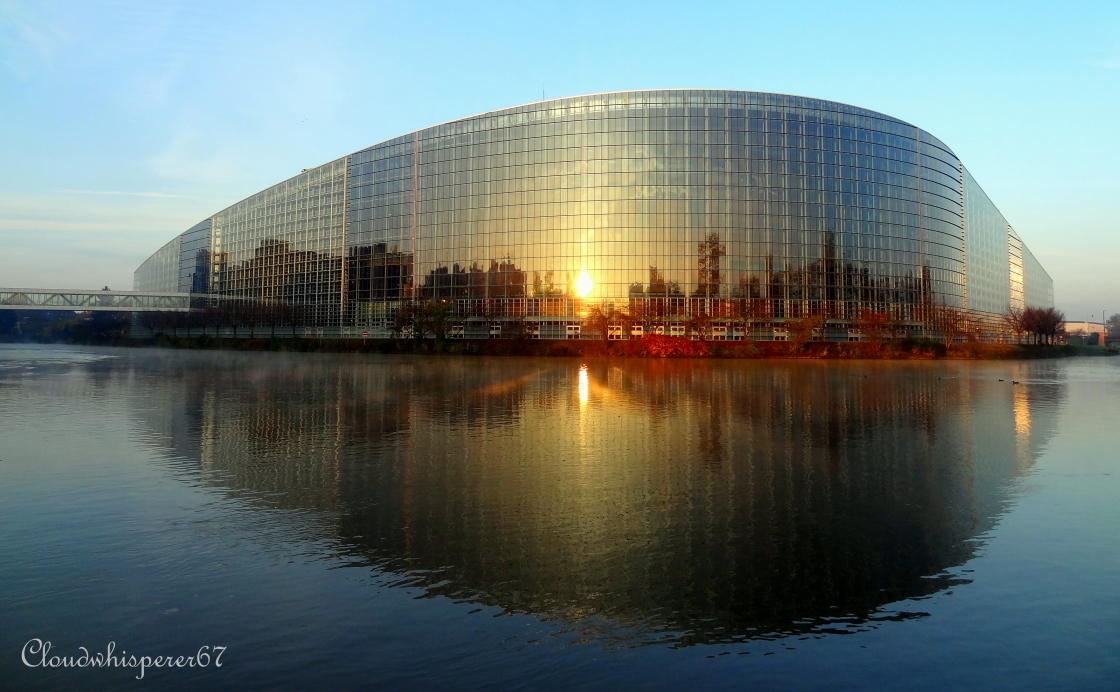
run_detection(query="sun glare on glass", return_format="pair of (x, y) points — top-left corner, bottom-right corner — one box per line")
(575, 270), (593, 298)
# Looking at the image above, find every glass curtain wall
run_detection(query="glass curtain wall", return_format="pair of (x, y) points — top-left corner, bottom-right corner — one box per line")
(1022, 244), (1053, 309)
(209, 158), (347, 326)
(962, 166), (1012, 315)
(178, 220), (212, 294)
(134, 235), (181, 293)
(347, 90), (966, 333)
(135, 89), (1052, 336)
(1008, 229), (1025, 313)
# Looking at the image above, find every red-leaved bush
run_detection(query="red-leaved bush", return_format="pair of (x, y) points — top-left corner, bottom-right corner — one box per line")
(629, 335), (711, 357)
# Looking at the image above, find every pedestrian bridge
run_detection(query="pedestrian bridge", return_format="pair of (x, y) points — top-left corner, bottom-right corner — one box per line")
(0, 288), (191, 312)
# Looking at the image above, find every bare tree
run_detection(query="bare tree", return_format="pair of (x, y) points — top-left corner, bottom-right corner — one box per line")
(198, 306), (217, 337)
(926, 304), (967, 347)
(245, 302), (260, 339)
(262, 302), (281, 339)
(288, 303), (308, 338)
(1044, 308), (1066, 344)
(1003, 306), (1027, 344)
(1023, 306), (1064, 345)
(226, 301), (246, 338)
(216, 303), (236, 338)
(172, 311), (187, 338)
(274, 303), (295, 337)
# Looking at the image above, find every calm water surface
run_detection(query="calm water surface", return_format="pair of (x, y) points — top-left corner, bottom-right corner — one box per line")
(1, 345), (1117, 690)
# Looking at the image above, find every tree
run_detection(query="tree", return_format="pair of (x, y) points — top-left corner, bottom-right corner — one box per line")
(389, 300), (452, 342)
(1037, 307), (1064, 344)
(584, 305), (611, 344)
(582, 304), (629, 344)
(926, 304), (967, 347)
(258, 302), (280, 339)
(731, 295), (768, 341)
(854, 309), (891, 350)
(1043, 308), (1065, 344)
(1003, 306), (1027, 344)
(391, 303), (425, 341)
(616, 309), (635, 340)
(426, 301), (452, 344)
(197, 305), (218, 337)
(1106, 313), (1120, 338)
(287, 303), (309, 338)
(1021, 306), (1064, 344)
(501, 316), (530, 340)
(226, 301), (251, 338)
(245, 302), (262, 339)
(683, 312), (711, 341)
(787, 315), (824, 353)
(172, 311), (190, 338)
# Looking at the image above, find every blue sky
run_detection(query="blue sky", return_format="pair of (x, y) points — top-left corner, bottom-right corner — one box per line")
(1, 0), (1117, 319)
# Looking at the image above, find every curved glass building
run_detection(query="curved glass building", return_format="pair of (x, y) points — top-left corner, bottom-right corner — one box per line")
(135, 90), (1052, 339)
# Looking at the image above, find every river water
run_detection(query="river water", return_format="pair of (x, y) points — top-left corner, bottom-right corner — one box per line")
(1, 345), (1117, 690)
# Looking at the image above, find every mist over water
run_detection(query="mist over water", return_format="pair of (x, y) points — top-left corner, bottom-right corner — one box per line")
(1, 345), (1116, 690)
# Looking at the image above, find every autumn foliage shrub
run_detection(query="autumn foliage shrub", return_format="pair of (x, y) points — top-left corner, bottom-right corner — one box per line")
(627, 335), (711, 357)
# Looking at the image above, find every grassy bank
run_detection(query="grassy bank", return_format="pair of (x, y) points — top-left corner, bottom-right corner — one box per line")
(21, 333), (1111, 360)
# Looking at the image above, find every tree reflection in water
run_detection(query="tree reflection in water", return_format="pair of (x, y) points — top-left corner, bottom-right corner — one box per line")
(127, 353), (1063, 647)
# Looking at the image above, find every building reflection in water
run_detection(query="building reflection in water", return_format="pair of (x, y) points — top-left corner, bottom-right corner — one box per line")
(127, 353), (1063, 646)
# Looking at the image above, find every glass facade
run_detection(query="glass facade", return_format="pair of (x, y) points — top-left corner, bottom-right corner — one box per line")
(1008, 228), (1026, 312)
(134, 234), (181, 293)
(209, 158), (347, 326)
(963, 166), (1012, 314)
(135, 90), (1053, 336)
(1022, 244), (1053, 310)
(178, 219), (211, 294)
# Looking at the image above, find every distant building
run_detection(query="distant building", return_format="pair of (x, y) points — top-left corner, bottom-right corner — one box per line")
(1061, 321), (1106, 335)
(1061, 321), (1107, 345)
(135, 90), (1053, 340)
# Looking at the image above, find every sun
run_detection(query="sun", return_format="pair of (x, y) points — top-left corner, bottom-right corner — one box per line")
(576, 270), (593, 298)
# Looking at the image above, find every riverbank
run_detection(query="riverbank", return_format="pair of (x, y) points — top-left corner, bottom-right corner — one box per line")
(10, 334), (1115, 359)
